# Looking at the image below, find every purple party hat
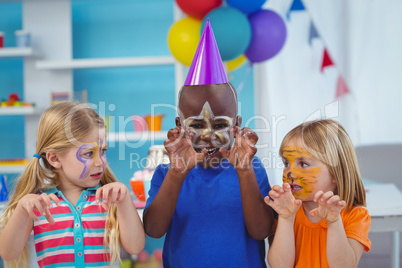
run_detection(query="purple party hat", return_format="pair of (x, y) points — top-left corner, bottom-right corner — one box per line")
(184, 19), (228, 85)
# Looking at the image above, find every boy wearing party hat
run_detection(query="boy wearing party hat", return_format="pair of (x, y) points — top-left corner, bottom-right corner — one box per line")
(143, 20), (274, 268)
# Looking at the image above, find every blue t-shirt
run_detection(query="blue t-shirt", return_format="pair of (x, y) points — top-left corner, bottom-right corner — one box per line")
(145, 157), (270, 268)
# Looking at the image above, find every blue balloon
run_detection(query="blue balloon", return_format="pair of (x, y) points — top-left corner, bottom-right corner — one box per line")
(202, 7), (251, 61)
(227, 0), (267, 14)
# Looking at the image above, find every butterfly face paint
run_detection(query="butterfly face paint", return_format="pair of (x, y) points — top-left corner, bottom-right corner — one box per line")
(76, 139), (106, 179)
(182, 102), (234, 152)
(281, 146), (322, 199)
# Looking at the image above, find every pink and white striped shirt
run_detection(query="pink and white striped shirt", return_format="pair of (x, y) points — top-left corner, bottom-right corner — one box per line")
(33, 186), (117, 268)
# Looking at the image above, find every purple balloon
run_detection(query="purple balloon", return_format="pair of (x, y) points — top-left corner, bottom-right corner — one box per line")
(245, 10), (287, 63)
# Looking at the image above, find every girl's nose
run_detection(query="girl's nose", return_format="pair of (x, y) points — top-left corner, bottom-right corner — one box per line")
(94, 153), (104, 167)
(287, 171), (295, 182)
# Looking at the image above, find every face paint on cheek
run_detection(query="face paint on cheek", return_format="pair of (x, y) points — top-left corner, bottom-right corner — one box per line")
(182, 102), (233, 148)
(99, 139), (107, 166)
(282, 151), (297, 184)
(211, 130), (231, 148)
(295, 166), (321, 197)
(282, 146), (321, 198)
(76, 142), (99, 180)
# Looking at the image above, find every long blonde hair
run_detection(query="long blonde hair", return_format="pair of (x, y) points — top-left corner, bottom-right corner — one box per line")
(279, 119), (366, 209)
(0, 102), (121, 267)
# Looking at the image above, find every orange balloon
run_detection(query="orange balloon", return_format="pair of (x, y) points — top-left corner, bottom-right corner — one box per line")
(168, 17), (202, 66)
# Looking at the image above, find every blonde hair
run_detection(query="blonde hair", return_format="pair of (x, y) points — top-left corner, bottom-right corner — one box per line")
(279, 119), (366, 209)
(0, 102), (121, 267)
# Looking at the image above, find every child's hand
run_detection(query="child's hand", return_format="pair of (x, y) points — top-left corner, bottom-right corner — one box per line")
(220, 126), (258, 170)
(19, 193), (60, 225)
(309, 191), (346, 223)
(264, 183), (302, 219)
(96, 182), (129, 210)
(164, 126), (206, 173)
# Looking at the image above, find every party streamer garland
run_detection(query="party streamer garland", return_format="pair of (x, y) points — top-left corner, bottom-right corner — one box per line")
(288, 0), (351, 99)
(296, 0), (361, 143)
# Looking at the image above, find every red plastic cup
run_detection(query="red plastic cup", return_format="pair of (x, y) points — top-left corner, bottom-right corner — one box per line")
(130, 179), (146, 202)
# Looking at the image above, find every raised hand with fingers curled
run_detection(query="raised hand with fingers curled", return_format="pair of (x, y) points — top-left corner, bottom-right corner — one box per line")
(309, 190), (346, 223)
(163, 126), (206, 174)
(20, 193), (60, 225)
(96, 182), (130, 211)
(219, 126), (258, 171)
(264, 183), (302, 220)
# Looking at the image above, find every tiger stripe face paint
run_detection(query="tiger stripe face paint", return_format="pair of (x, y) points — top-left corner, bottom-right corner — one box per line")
(281, 144), (336, 200)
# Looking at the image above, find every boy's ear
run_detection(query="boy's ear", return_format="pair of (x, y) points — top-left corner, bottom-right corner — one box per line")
(175, 117), (181, 127)
(46, 151), (62, 169)
(235, 115), (242, 127)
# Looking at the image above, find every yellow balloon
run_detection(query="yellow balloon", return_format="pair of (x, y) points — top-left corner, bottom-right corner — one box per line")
(227, 54), (247, 72)
(168, 17), (202, 66)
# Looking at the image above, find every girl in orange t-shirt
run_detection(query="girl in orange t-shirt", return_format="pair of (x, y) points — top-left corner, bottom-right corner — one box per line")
(265, 119), (371, 268)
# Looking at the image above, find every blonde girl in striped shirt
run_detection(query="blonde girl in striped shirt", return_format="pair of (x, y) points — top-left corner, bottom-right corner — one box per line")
(0, 102), (145, 267)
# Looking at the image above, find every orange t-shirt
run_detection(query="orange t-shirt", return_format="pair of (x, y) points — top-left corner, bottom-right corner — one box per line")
(271, 206), (371, 268)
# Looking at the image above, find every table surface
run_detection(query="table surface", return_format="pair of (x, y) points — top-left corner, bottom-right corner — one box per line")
(363, 182), (402, 232)
(365, 183), (402, 217)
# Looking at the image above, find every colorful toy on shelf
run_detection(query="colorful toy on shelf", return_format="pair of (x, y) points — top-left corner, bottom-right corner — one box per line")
(0, 175), (8, 202)
(0, 31), (3, 48)
(132, 115), (148, 132)
(133, 249), (163, 268)
(0, 93), (34, 108)
(132, 114), (165, 132)
(15, 30), (31, 48)
(145, 114), (164, 132)
(51, 92), (71, 106)
(8, 93), (19, 105)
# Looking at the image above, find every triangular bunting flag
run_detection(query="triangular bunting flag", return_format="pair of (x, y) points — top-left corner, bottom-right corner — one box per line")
(286, 0), (306, 20)
(309, 21), (319, 45)
(321, 48), (334, 72)
(336, 75), (350, 98)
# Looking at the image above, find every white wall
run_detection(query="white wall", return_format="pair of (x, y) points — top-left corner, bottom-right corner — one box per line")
(255, 0), (402, 185)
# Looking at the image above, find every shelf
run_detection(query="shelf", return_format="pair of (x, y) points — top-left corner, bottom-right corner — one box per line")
(0, 165), (25, 174)
(0, 47), (33, 58)
(108, 131), (167, 142)
(0, 106), (43, 115)
(36, 56), (176, 70)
